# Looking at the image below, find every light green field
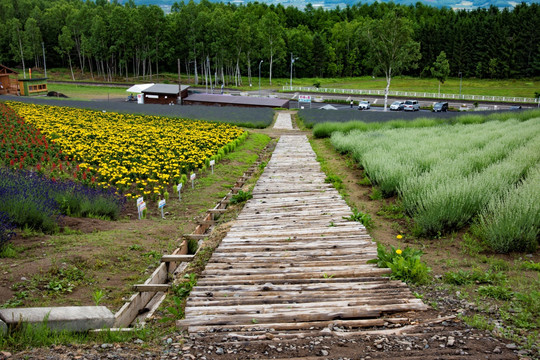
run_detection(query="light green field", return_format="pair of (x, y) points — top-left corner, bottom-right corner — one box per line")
(283, 76), (538, 99)
(46, 83), (128, 100)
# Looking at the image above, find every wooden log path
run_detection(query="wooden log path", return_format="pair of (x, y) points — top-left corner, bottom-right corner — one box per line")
(178, 117), (426, 334)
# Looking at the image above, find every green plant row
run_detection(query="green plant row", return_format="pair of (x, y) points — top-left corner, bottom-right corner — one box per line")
(330, 116), (540, 251)
(312, 108), (540, 138)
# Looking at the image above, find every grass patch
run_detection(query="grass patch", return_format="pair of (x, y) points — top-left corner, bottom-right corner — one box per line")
(443, 269), (506, 286)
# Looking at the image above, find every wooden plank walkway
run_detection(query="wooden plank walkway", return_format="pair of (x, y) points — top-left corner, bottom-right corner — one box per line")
(178, 133), (427, 333)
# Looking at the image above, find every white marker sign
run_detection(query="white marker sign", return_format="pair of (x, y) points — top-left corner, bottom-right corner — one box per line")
(158, 199), (166, 219)
(177, 183), (183, 201)
(137, 197), (144, 219)
(190, 173), (196, 189)
(158, 199), (166, 209)
(210, 159), (215, 174)
(138, 201), (147, 219)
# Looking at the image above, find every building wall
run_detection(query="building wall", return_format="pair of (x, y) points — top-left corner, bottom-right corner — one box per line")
(143, 93), (179, 105)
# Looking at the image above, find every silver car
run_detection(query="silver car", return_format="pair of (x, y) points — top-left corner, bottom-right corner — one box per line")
(358, 101), (370, 110)
(403, 100), (420, 111)
(390, 101), (404, 111)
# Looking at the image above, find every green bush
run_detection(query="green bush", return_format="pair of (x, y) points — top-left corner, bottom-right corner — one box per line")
(473, 165), (540, 253)
(478, 285), (513, 300)
(369, 243), (431, 285)
(343, 209), (374, 229)
(331, 117), (540, 238)
(230, 190), (253, 204)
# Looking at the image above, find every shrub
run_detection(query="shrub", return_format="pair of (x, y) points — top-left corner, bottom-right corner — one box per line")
(369, 243), (431, 285)
(343, 209), (374, 229)
(478, 285), (513, 300)
(473, 165), (540, 253)
(0, 211), (16, 251)
(0, 169), (125, 233)
(331, 117), (540, 238)
(230, 190), (253, 204)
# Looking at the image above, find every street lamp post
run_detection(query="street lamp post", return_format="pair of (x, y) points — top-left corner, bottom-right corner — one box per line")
(459, 71), (462, 99)
(290, 53), (296, 90)
(259, 60), (263, 96)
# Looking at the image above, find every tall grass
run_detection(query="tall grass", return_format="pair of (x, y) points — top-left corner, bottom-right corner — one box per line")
(330, 116), (540, 247)
(313, 108), (540, 138)
(473, 165), (540, 253)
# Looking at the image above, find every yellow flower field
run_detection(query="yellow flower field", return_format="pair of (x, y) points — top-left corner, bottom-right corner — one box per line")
(7, 102), (244, 198)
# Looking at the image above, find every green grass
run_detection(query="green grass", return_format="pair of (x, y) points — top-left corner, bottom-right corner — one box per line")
(283, 76), (538, 98)
(46, 84), (128, 101)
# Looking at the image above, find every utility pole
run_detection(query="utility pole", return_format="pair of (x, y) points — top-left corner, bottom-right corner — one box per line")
(259, 60), (263, 96)
(178, 58), (182, 105)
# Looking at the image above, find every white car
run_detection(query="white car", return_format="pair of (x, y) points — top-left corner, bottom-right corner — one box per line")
(389, 101), (404, 111)
(403, 100), (420, 111)
(357, 101), (370, 110)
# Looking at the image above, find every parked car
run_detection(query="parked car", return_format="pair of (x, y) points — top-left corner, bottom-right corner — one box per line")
(432, 102), (449, 112)
(357, 100), (370, 110)
(403, 100), (420, 111)
(389, 101), (404, 111)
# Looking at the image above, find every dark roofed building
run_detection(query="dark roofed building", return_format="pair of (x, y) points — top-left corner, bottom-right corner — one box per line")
(141, 84), (189, 105)
(183, 94), (289, 109)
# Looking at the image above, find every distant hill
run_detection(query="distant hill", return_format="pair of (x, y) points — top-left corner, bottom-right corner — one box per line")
(131, 0), (539, 12)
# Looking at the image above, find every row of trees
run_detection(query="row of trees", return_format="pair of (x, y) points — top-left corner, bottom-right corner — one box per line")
(1, 0), (538, 87)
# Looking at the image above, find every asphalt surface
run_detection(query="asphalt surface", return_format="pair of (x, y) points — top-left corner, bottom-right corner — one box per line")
(0, 94), (274, 126)
(1, 93), (531, 128)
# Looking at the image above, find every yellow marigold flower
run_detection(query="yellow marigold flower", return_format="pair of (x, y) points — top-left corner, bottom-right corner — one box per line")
(396, 249), (403, 255)
(396, 234), (403, 239)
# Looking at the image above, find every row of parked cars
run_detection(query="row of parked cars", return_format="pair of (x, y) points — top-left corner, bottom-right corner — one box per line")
(389, 100), (449, 112)
(356, 100), (449, 112)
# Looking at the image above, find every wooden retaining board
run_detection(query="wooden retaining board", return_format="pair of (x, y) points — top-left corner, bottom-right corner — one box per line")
(178, 135), (427, 333)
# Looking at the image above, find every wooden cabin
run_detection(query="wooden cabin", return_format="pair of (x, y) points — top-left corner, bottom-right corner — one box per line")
(141, 84), (189, 105)
(0, 65), (19, 95)
(18, 77), (48, 96)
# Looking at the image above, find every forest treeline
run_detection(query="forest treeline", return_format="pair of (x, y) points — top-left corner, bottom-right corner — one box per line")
(1, 0), (539, 85)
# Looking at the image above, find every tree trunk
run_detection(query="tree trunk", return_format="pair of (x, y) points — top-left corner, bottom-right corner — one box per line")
(68, 53), (75, 80)
(247, 51), (252, 86)
(384, 68), (392, 111)
(17, 28), (26, 79)
(269, 52), (273, 86)
(88, 56), (94, 80)
(194, 57), (198, 85)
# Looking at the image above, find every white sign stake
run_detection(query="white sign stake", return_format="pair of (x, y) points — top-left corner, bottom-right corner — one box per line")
(138, 201), (147, 219)
(210, 159), (215, 174)
(158, 199), (166, 219)
(177, 183), (183, 201)
(190, 173), (196, 189)
(136, 197), (144, 220)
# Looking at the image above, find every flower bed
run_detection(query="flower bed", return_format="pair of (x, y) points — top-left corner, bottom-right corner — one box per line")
(6, 102), (245, 199)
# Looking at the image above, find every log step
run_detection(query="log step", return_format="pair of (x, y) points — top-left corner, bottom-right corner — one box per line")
(133, 284), (170, 292)
(161, 255), (195, 263)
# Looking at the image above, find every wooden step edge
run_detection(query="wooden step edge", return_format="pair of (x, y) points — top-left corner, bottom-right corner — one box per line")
(183, 234), (208, 240)
(161, 254), (195, 263)
(133, 284), (170, 292)
(208, 209), (228, 214)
